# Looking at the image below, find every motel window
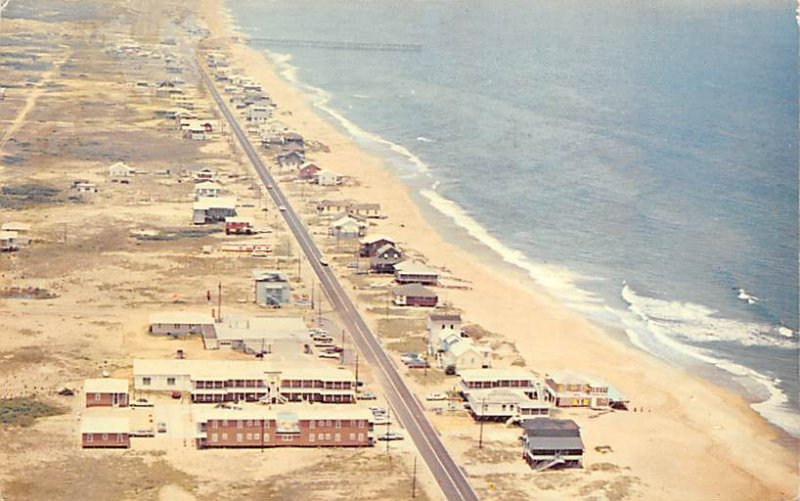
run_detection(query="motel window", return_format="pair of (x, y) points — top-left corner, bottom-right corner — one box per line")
(358, 420), (364, 428)
(264, 421), (270, 429)
(222, 433), (228, 440)
(142, 377), (151, 386)
(246, 420), (253, 427)
(309, 420), (315, 429)
(167, 377), (176, 386)
(282, 435), (292, 442)
(263, 433), (270, 441)
(237, 420), (243, 429)
(335, 420), (341, 429)
(117, 434), (123, 443)
(94, 393), (100, 401)
(325, 420), (332, 427)
(334, 433), (340, 442)
(223, 420), (228, 427)
(246, 433), (252, 440)
(86, 434), (93, 443)
(317, 433), (324, 441)
(358, 433), (364, 442)
(349, 433), (355, 441)
(102, 434), (108, 441)
(318, 420), (324, 428)
(309, 434), (315, 443)
(237, 433), (243, 442)
(211, 434), (218, 443)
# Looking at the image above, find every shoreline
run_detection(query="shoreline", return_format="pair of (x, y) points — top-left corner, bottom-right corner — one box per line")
(199, 1), (797, 498)
(252, 23), (800, 442)
(243, 20), (798, 443)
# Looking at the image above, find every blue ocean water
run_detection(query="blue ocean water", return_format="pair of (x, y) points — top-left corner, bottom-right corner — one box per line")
(227, 0), (799, 435)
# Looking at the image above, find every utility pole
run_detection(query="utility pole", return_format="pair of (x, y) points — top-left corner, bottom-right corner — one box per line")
(354, 353), (359, 395)
(217, 282), (222, 321)
(340, 329), (345, 366)
(411, 456), (417, 498)
(478, 397), (486, 449)
(317, 283), (322, 326)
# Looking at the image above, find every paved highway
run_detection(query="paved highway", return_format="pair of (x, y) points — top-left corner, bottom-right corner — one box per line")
(197, 61), (479, 501)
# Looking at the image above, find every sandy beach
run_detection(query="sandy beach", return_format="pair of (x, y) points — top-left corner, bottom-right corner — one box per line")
(196, 0), (798, 498)
(0, 0), (795, 498)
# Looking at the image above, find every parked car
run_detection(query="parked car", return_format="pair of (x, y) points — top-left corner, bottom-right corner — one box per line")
(130, 398), (153, 407)
(325, 346), (344, 353)
(377, 432), (404, 441)
(369, 406), (387, 415)
(171, 391), (182, 399)
(426, 393), (447, 401)
(157, 422), (167, 433)
(358, 391), (377, 400)
(406, 360), (430, 369)
(373, 415), (392, 426)
(318, 352), (340, 359)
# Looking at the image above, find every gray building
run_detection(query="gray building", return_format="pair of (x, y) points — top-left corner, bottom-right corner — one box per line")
(253, 270), (292, 306)
(522, 418), (584, 470)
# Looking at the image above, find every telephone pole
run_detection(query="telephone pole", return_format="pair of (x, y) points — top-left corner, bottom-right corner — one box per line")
(217, 282), (222, 321)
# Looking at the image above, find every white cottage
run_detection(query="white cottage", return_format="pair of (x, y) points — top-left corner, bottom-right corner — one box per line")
(108, 161), (134, 178)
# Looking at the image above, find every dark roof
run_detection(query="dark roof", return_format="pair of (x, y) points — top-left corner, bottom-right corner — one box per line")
(526, 436), (584, 451)
(429, 313), (461, 322)
(522, 418), (580, 437)
(392, 284), (437, 297)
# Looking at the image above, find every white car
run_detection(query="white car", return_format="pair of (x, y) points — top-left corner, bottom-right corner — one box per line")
(372, 415), (392, 426)
(318, 352), (340, 359)
(278, 205), (287, 211)
(377, 431), (404, 441)
(426, 393), (447, 401)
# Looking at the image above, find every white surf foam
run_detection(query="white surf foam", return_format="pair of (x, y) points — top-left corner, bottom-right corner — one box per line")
(737, 288), (759, 304)
(266, 50), (430, 176)
(416, 136), (436, 143)
(263, 47), (799, 437)
(621, 285), (796, 350)
(622, 284), (800, 437)
(419, 186), (606, 309)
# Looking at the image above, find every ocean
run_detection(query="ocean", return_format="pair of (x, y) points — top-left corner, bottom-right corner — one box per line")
(226, 0), (799, 436)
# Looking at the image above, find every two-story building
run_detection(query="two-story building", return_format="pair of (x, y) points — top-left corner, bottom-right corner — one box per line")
(133, 359), (357, 404)
(522, 418), (584, 470)
(543, 371), (610, 409)
(252, 269), (292, 306)
(193, 405), (374, 449)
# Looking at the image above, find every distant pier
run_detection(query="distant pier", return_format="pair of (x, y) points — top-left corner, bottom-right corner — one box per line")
(247, 37), (422, 53)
